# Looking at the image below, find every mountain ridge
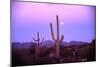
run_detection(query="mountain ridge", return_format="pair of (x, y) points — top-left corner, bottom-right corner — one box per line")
(12, 40), (89, 48)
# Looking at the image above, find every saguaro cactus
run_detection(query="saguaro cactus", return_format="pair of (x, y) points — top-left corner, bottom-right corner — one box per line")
(50, 15), (64, 58)
(33, 32), (44, 59)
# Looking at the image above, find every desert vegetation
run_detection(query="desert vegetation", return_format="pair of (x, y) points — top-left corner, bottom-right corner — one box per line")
(11, 15), (96, 66)
(50, 15), (64, 59)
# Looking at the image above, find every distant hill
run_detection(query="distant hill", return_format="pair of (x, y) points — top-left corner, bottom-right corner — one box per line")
(41, 40), (54, 48)
(69, 41), (88, 45)
(61, 41), (88, 47)
(12, 42), (35, 48)
(12, 40), (89, 48)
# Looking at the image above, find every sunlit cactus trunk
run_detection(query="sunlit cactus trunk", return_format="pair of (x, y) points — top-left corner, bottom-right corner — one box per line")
(50, 15), (64, 58)
(33, 32), (44, 60)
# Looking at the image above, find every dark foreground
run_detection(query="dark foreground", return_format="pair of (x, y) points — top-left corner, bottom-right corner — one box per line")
(11, 40), (96, 66)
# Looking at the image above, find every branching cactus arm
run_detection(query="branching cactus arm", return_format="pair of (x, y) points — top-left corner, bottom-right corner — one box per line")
(33, 32), (44, 60)
(50, 23), (56, 42)
(33, 32), (44, 44)
(60, 35), (64, 44)
(40, 38), (44, 45)
(49, 15), (64, 58)
(33, 38), (38, 41)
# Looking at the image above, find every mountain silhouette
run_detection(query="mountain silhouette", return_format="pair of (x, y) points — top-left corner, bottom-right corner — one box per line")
(69, 41), (88, 45)
(41, 40), (54, 48)
(12, 40), (88, 48)
(61, 41), (88, 47)
(12, 42), (34, 48)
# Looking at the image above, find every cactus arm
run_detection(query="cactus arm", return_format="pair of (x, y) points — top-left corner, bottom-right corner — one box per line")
(50, 23), (56, 42)
(60, 35), (64, 43)
(49, 15), (64, 58)
(33, 32), (44, 45)
(37, 32), (40, 41)
(33, 32), (44, 60)
(40, 38), (44, 45)
(33, 38), (38, 41)
(56, 15), (59, 40)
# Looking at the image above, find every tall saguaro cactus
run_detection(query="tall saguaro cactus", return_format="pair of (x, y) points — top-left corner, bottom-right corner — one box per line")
(50, 15), (64, 58)
(33, 32), (44, 59)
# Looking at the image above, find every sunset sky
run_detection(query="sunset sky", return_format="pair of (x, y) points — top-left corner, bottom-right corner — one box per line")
(11, 1), (96, 42)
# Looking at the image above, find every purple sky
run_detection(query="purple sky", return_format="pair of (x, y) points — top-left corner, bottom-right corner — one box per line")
(11, 1), (96, 42)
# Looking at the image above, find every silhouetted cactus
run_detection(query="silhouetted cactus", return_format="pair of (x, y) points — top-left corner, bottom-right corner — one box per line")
(33, 32), (44, 60)
(50, 15), (64, 58)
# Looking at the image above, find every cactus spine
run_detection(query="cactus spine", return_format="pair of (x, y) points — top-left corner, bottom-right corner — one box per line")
(50, 15), (64, 58)
(33, 32), (44, 59)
